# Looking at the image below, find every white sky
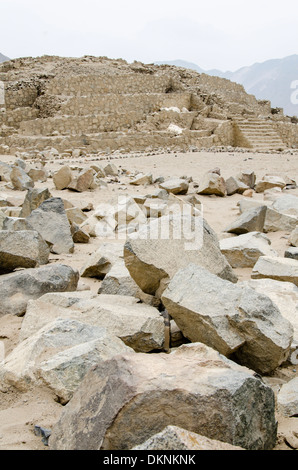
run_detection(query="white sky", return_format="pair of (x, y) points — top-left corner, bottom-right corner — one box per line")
(1, 0), (297, 71)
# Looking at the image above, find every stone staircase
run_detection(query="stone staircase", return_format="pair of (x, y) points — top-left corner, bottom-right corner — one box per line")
(234, 118), (286, 151)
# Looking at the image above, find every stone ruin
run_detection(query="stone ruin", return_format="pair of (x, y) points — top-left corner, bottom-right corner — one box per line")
(0, 55), (297, 156)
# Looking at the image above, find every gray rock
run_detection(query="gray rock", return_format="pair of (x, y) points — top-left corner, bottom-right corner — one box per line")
(225, 176), (249, 196)
(20, 293), (165, 353)
(0, 230), (50, 273)
(285, 247), (298, 260)
(162, 264), (293, 374)
(65, 207), (87, 226)
(130, 173), (153, 186)
(255, 175), (286, 193)
(53, 165), (72, 190)
(124, 214), (237, 297)
(80, 242), (124, 279)
(28, 168), (48, 183)
(98, 260), (142, 297)
(26, 197), (74, 254)
(290, 227), (298, 247)
(104, 163), (118, 177)
(219, 232), (277, 268)
(197, 172), (226, 197)
(252, 256), (298, 286)
(10, 166), (34, 191)
(237, 198), (270, 215)
(133, 426), (243, 450)
(67, 169), (95, 193)
(49, 343), (277, 450)
(0, 318), (133, 404)
(224, 206), (267, 234)
(0, 264), (79, 317)
(263, 207), (297, 233)
(20, 188), (52, 218)
(242, 279), (298, 346)
(0, 211), (6, 230)
(277, 378), (298, 417)
(143, 198), (168, 218)
(272, 194), (298, 217)
(237, 170), (256, 189)
(159, 178), (189, 195)
(0, 162), (12, 182)
(71, 223), (90, 244)
(2, 217), (34, 231)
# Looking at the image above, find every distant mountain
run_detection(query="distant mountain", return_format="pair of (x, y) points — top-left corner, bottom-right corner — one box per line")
(156, 55), (298, 117)
(0, 53), (10, 63)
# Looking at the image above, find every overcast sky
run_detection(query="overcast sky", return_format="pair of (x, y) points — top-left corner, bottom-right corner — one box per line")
(1, 0), (297, 71)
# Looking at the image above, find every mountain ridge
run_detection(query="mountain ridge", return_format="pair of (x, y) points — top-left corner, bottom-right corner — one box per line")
(0, 52), (10, 63)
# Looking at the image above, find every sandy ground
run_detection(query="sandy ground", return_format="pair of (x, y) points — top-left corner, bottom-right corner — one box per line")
(0, 149), (297, 450)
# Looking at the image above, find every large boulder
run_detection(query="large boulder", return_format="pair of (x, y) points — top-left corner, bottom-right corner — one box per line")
(65, 207), (87, 226)
(0, 230), (50, 273)
(161, 264), (293, 374)
(124, 214), (237, 296)
(10, 166), (34, 191)
(27, 167), (47, 183)
(133, 426), (243, 450)
(130, 173), (153, 186)
(272, 194), (298, 217)
(20, 293), (165, 353)
(290, 227), (298, 247)
(237, 170), (256, 189)
(0, 318), (133, 404)
(225, 177), (249, 196)
(219, 232), (277, 268)
(0, 264), (79, 317)
(53, 165), (72, 190)
(2, 216), (34, 231)
(0, 162), (12, 182)
(19, 188), (52, 218)
(49, 343), (277, 450)
(242, 279), (298, 347)
(71, 223), (90, 244)
(285, 247), (298, 260)
(98, 260), (144, 298)
(80, 242), (124, 279)
(224, 206), (267, 234)
(26, 197), (74, 254)
(277, 378), (298, 418)
(197, 172), (226, 197)
(251, 256), (298, 286)
(68, 169), (95, 193)
(263, 207), (297, 233)
(237, 198), (269, 215)
(255, 175), (286, 193)
(159, 178), (189, 195)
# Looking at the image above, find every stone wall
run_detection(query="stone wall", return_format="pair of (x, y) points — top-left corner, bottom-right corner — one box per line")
(5, 82), (39, 110)
(46, 74), (178, 96)
(3, 107), (39, 128)
(272, 122), (298, 147)
(61, 92), (192, 116)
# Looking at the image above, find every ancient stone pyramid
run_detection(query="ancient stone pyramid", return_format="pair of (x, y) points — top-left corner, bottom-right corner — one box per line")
(0, 55), (296, 155)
